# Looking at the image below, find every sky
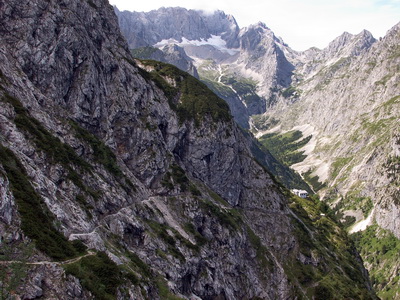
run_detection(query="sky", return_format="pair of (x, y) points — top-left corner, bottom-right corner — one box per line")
(109, 0), (400, 51)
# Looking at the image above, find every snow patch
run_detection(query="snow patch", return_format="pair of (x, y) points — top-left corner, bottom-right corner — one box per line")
(154, 35), (239, 55)
(154, 38), (180, 47)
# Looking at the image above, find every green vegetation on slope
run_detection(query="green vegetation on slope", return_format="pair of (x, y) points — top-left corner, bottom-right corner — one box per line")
(199, 199), (242, 231)
(220, 75), (262, 108)
(0, 242), (33, 299)
(69, 120), (136, 193)
(302, 169), (326, 192)
(0, 93), (101, 204)
(281, 85), (302, 99)
(334, 191), (373, 219)
(0, 145), (86, 260)
(64, 251), (135, 300)
(131, 46), (160, 59)
(201, 78), (237, 101)
(259, 130), (312, 166)
(70, 121), (122, 177)
(286, 193), (376, 299)
(352, 225), (400, 300)
(138, 60), (232, 126)
(155, 276), (185, 300)
(1, 94), (91, 171)
(247, 133), (311, 192)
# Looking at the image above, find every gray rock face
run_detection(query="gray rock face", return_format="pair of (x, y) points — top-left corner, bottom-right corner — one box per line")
(374, 132), (400, 238)
(113, 8), (400, 295)
(236, 23), (295, 107)
(0, 0), (376, 299)
(115, 7), (239, 49)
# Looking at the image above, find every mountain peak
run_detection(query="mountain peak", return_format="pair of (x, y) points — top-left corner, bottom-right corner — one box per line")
(382, 21), (400, 42)
(324, 29), (375, 58)
(328, 31), (354, 48)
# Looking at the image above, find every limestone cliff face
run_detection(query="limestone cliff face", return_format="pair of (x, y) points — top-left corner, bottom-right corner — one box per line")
(0, 0), (376, 299)
(235, 23), (294, 107)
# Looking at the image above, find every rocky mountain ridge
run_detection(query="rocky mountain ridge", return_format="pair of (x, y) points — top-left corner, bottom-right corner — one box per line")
(114, 7), (400, 298)
(0, 0), (378, 299)
(114, 7), (386, 128)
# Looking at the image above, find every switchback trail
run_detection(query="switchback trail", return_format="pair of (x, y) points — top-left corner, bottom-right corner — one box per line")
(0, 250), (95, 266)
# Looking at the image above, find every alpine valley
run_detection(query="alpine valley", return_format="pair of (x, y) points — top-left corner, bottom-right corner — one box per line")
(115, 6), (400, 299)
(0, 1), (396, 300)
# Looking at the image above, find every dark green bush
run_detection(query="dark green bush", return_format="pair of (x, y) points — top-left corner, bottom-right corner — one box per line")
(183, 223), (207, 246)
(146, 220), (185, 261)
(303, 170), (326, 192)
(131, 46), (159, 59)
(200, 200), (241, 230)
(64, 252), (123, 300)
(126, 251), (152, 278)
